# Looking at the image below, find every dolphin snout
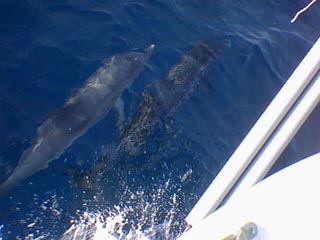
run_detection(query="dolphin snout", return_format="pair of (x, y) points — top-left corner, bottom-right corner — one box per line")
(145, 44), (155, 57)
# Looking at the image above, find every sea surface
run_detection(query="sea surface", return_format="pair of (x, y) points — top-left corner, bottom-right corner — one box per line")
(0, 1), (319, 239)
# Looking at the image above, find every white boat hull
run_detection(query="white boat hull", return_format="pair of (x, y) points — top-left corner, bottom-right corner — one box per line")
(179, 152), (320, 239)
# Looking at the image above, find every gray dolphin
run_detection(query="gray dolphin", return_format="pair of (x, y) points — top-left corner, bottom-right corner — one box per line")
(0, 45), (154, 195)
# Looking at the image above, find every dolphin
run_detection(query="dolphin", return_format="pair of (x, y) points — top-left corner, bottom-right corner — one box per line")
(118, 40), (221, 157)
(0, 45), (154, 196)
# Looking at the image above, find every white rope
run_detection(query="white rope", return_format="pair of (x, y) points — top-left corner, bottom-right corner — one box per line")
(291, 0), (317, 23)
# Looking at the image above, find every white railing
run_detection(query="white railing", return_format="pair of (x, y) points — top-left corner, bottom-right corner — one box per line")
(186, 37), (320, 226)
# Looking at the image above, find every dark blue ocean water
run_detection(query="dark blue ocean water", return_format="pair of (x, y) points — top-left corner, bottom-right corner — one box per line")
(0, 0), (319, 239)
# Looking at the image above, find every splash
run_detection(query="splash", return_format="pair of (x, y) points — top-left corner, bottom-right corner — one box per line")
(61, 179), (192, 240)
(0, 224), (3, 240)
(61, 210), (153, 240)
